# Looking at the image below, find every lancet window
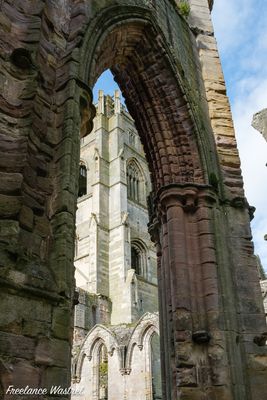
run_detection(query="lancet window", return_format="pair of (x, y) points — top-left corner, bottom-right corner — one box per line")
(78, 163), (87, 197)
(131, 240), (147, 278)
(127, 160), (144, 203)
(98, 343), (108, 400)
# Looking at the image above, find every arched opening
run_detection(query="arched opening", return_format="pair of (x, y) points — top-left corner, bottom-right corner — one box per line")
(98, 343), (108, 400)
(127, 159), (146, 205)
(73, 70), (159, 397)
(131, 240), (147, 278)
(75, 15), (208, 399)
(78, 163), (87, 197)
(83, 20), (207, 192)
(131, 245), (141, 274)
(127, 162), (140, 202)
(0, 2), (265, 400)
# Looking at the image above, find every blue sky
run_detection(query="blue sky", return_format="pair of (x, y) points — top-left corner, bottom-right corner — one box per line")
(212, 0), (267, 271)
(93, 1), (267, 270)
(93, 71), (118, 99)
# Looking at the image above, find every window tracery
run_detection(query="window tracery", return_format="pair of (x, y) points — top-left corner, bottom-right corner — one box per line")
(127, 160), (145, 204)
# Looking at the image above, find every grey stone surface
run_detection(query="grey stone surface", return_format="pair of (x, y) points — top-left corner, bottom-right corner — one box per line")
(252, 108), (267, 142)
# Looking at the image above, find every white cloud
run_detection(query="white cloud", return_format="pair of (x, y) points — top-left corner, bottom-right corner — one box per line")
(233, 80), (267, 268)
(212, 0), (267, 269)
(213, 0), (267, 80)
(212, 0), (254, 55)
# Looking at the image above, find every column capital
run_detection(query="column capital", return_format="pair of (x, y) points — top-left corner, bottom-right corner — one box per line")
(156, 183), (217, 213)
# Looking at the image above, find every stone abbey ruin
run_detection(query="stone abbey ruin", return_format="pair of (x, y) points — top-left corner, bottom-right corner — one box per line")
(72, 90), (161, 399)
(0, 0), (267, 399)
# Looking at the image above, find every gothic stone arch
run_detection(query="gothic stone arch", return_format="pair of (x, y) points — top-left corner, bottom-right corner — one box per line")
(73, 314), (160, 400)
(0, 1), (266, 400)
(73, 325), (119, 400)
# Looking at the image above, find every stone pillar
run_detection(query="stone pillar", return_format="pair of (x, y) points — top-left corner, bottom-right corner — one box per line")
(149, 184), (266, 399)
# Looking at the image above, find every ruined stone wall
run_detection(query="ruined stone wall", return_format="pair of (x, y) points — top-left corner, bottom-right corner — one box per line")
(71, 91), (161, 399)
(73, 289), (111, 353)
(252, 108), (267, 142)
(0, 1), (266, 399)
(72, 313), (160, 400)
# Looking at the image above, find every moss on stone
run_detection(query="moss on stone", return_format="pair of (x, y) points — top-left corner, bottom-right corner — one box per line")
(178, 1), (190, 17)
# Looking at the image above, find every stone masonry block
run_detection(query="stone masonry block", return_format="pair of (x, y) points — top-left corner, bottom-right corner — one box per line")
(52, 307), (71, 340)
(0, 331), (35, 360)
(35, 337), (70, 367)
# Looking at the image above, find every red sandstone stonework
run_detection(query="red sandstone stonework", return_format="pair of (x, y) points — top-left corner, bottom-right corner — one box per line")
(0, 0), (266, 399)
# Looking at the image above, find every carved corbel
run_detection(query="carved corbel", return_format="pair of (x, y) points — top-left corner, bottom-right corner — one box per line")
(108, 347), (115, 357)
(225, 196), (255, 221)
(79, 86), (96, 138)
(148, 217), (161, 246)
(121, 211), (129, 226)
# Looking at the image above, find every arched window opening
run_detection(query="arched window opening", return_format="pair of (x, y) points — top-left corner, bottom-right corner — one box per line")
(98, 343), (108, 400)
(129, 130), (136, 147)
(131, 241), (147, 277)
(78, 164), (87, 197)
(127, 160), (144, 203)
(131, 246), (141, 275)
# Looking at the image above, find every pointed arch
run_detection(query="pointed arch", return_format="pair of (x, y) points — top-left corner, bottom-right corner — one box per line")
(127, 158), (146, 204)
(78, 160), (88, 198)
(77, 12), (213, 399)
(74, 324), (119, 381)
(79, 9), (218, 192)
(1, 2), (266, 400)
(130, 238), (148, 278)
(125, 312), (159, 370)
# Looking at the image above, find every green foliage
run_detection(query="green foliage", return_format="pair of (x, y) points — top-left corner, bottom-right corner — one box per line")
(209, 172), (219, 190)
(178, 1), (190, 17)
(99, 361), (108, 386)
(100, 361), (108, 375)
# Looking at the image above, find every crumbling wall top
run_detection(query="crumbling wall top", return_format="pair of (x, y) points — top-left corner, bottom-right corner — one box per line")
(209, 0), (214, 11)
(252, 108), (267, 142)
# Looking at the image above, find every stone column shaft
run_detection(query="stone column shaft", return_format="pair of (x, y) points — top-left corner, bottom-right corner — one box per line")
(154, 185), (235, 399)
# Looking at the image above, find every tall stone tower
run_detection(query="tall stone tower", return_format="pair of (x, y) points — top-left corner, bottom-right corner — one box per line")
(75, 90), (158, 325)
(0, 1), (267, 399)
(72, 90), (161, 400)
